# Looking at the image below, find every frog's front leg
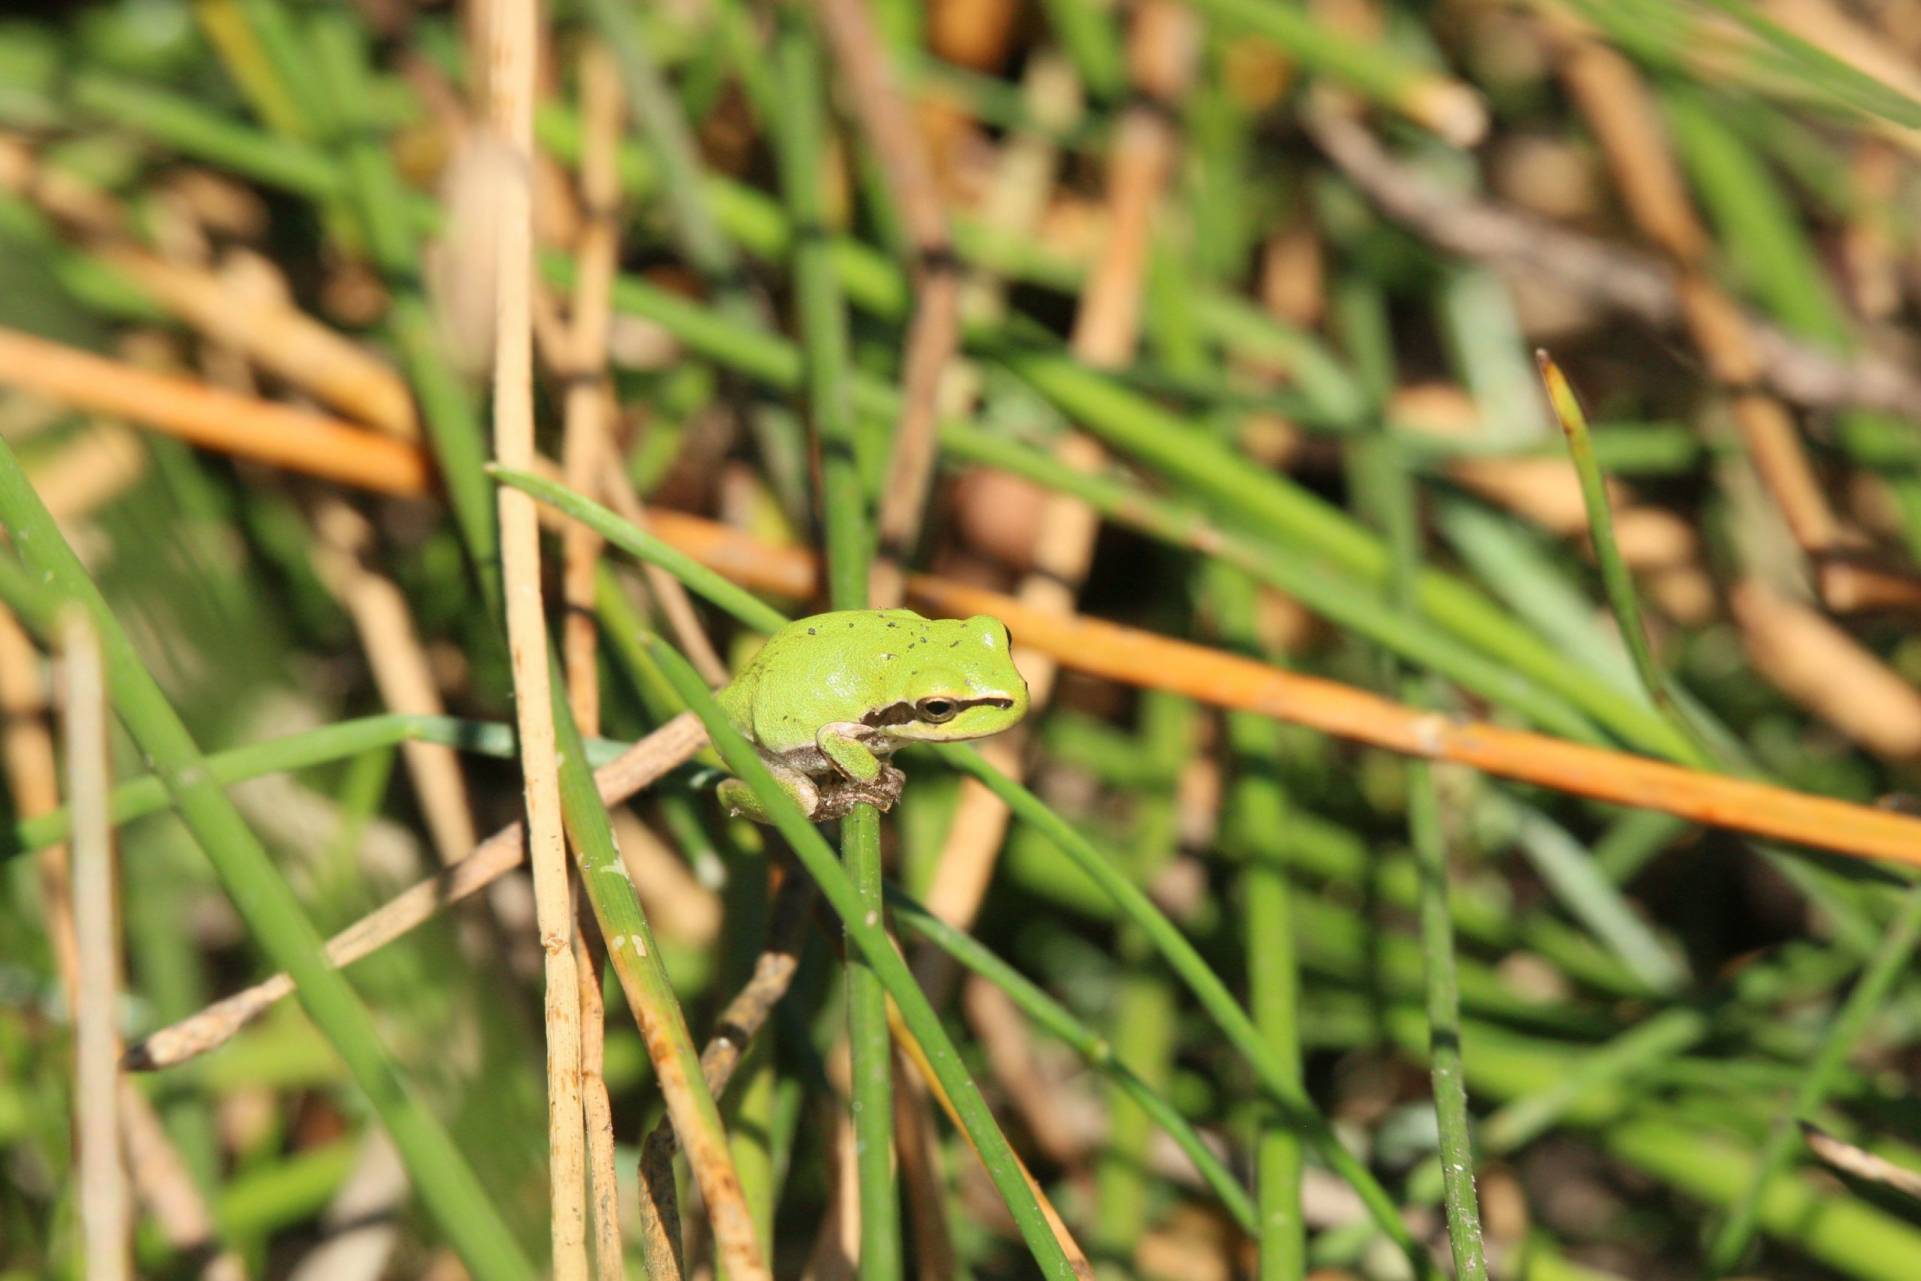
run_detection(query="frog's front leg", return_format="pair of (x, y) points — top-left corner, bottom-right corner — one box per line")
(718, 761), (820, 823)
(816, 723), (906, 812)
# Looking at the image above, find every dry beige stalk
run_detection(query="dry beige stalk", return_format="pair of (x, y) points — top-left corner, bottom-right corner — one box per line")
(810, 0), (963, 605)
(0, 610), (80, 998)
(310, 500), (481, 866)
(574, 932), (624, 1281)
(123, 716), (709, 1071)
(1730, 579), (1921, 760)
(484, 0), (589, 1272)
(64, 613), (131, 1281)
(98, 246), (419, 438)
(4, 611), (237, 1279)
(556, 49), (625, 1277)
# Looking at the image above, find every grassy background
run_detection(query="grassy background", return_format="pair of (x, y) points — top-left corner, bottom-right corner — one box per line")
(7, 1), (1921, 1279)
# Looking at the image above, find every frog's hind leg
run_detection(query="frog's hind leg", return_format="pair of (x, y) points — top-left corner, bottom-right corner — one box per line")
(719, 763), (820, 822)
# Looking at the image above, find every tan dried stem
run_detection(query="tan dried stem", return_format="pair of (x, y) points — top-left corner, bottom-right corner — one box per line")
(4, 611), (238, 1279)
(99, 246), (419, 438)
(309, 500), (481, 866)
(64, 612), (131, 1281)
(918, 0), (1197, 989)
(555, 48), (625, 1275)
(123, 715), (709, 1071)
(574, 931), (624, 1281)
(809, 0), (963, 604)
(484, 0), (589, 1272)
(1729, 578), (1921, 760)
(20, 426), (147, 522)
(0, 609), (79, 1000)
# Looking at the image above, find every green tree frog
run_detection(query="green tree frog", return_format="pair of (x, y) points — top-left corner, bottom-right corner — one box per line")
(715, 609), (1029, 822)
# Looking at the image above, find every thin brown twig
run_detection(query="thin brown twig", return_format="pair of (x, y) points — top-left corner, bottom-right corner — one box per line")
(808, 0), (963, 606)
(484, 0), (589, 1271)
(633, 872), (817, 1281)
(890, 1051), (959, 1281)
(1303, 105), (1921, 422)
(64, 611), (130, 1281)
(121, 714), (708, 1069)
(886, 1001), (1098, 1281)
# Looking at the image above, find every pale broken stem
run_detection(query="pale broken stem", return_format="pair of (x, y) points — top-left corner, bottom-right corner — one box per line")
(98, 245), (419, 439)
(118, 1083), (247, 1281)
(563, 49), (625, 1277)
(310, 499), (481, 867)
(7, 610), (235, 1279)
(65, 613), (131, 1281)
(634, 874), (817, 1281)
(122, 715), (709, 1071)
(486, 0), (588, 1273)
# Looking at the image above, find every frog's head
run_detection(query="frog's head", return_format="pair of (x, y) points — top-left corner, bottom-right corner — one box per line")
(861, 613), (1029, 745)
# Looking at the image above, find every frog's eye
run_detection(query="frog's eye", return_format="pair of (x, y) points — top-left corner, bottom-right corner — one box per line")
(916, 697), (960, 724)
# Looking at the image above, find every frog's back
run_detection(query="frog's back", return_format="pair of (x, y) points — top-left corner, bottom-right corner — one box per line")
(726, 610), (921, 753)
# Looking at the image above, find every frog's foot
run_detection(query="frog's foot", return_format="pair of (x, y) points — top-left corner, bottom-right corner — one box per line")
(718, 766), (820, 823)
(817, 722), (887, 784)
(812, 764), (906, 820)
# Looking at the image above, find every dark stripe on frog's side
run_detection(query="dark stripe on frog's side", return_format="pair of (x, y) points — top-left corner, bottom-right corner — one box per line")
(860, 696), (1016, 728)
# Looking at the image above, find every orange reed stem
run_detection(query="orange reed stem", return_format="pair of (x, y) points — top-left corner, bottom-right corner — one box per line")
(0, 327), (431, 497)
(9, 337), (1921, 870)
